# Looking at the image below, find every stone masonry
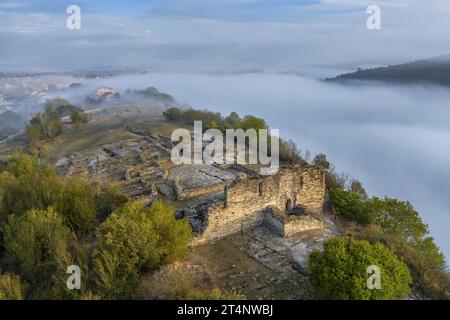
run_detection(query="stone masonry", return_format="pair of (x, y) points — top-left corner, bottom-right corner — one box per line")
(187, 166), (326, 245)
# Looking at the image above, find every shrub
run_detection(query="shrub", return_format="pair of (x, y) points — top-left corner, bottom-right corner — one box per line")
(92, 201), (192, 298)
(70, 108), (89, 129)
(309, 237), (412, 300)
(56, 177), (97, 233)
(0, 153), (62, 220)
(343, 198), (450, 299)
(2, 208), (73, 288)
(328, 188), (375, 224)
(94, 184), (129, 219)
(147, 201), (192, 264)
(163, 107), (183, 121)
(0, 154), (99, 233)
(0, 273), (26, 300)
(385, 234), (449, 299)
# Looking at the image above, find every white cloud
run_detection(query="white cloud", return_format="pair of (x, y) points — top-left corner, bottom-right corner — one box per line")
(0, 2), (25, 9)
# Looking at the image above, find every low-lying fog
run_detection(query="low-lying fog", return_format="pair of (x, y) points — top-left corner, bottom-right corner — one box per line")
(4, 72), (449, 259)
(88, 72), (450, 259)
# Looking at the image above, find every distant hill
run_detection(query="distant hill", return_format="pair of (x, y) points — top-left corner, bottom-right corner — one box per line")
(327, 55), (450, 86)
(126, 87), (175, 105)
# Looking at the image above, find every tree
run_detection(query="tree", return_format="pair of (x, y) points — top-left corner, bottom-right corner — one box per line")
(369, 197), (428, 244)
(328, 188), (375, 224)
(241, 115), (267, 131)
(3, 208), (73, 289)
(25, 107), (62, 145)
(0, 273), (26, 300)
(224, 112), (242, 129)
(70, 108), (89, 130)
(92, 201), (192, 298)
(351, 179), (368, 199)
(312, 153), (330, 171)
(309, 237), (412, 300)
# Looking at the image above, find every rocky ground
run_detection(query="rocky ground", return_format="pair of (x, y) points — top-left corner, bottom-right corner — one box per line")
(148, 210), (340, 300)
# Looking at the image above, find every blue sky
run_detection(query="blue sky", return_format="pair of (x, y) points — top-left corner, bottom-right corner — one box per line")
(1, 0), (450, 72)
(1, 1), (322, 16)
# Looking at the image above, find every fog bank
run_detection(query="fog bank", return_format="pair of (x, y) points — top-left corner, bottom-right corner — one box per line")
(89, 72), (450, 259)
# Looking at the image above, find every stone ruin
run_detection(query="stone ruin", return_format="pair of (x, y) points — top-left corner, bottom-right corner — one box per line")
(54, 135), (327, 244)
(55, 134), (173, 204)
(177, 165), (326, 245)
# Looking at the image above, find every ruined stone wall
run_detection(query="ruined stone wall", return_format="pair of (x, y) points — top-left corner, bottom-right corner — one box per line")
(295, 167), (326, 214)
(193, 166), (326, 244)
(264, 208), (324, 237)
(176, 183), (226, 201)
(282, 216), (323, 237)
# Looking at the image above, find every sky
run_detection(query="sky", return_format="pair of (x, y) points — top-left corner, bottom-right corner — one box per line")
(2, 0), (450, 73)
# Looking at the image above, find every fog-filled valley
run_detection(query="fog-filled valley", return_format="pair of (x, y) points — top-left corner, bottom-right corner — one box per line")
(112, 73), (450, 260)
(1, 71), (449, 260)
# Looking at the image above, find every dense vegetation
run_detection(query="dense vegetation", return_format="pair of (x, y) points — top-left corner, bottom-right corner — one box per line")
(328, 55), (450, 86)
(164, 107), (268, 132)
(316, 154), (450, 299)
(0, 154), (192, 299)
(2, 97), (449, 300)
(164, 107), (307, 165)
(25, 99), (88, 154)
(309, 237), (412, 300)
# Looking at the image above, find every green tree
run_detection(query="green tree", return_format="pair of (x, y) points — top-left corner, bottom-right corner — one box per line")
(309, 237), (412, 300)
(328, 188), (375, 224)
(224, 112), (242, 129)
(369, 197), (428, 244)
(350, 179), (368, 199)
(241, 115), (267, 131)
(26, 107), (62, 145)
(312, 153), (330, 171)
(70, 108), (89, 130)
(0, 273), (26, 300)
